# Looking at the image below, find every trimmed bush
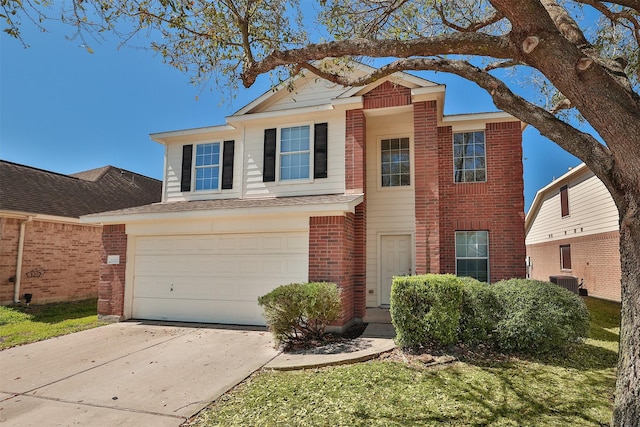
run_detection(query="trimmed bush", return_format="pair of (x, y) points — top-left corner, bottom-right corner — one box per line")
(458, 278), (501, 345)
(390, 274), (464, 348)
(491, 279), (590, 354)
(258, 282), (342, 345)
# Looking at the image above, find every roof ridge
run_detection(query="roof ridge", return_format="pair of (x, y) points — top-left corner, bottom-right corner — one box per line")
(0, 159), (80, 180)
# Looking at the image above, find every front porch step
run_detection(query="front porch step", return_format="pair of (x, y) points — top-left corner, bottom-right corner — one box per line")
(363, 307), (392, 324)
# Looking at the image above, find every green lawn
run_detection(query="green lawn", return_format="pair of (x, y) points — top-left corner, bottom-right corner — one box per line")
(0, 299), (106, 349)
(189, 297), (621, 427)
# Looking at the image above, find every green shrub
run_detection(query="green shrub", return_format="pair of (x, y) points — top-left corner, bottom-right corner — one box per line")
(390, 274), (464, 348)
(258, 282), (342, 345)
(491, 279), (590, 354)
(458, 278), (501, 345)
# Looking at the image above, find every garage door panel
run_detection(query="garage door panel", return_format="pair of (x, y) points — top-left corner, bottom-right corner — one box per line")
(133, 298), (265, 325)
(132, 232), (308, 325)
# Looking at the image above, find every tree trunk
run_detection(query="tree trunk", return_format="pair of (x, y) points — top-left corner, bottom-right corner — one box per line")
(613, 202), (640, 426)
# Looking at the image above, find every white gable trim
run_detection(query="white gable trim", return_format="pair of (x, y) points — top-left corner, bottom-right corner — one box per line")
(150, 125), (237, 144)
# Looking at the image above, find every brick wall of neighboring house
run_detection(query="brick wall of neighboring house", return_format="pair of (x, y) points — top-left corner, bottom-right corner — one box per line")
(437, 121), (526, 282)
(308, 214), (356, 326)
(98, 224), (127, 320)
(0, 216), (101, 305)
(527, 230), (621, 301)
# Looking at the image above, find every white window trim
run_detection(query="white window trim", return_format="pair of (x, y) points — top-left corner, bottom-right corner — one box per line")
(276, 122), (315, 184)
(455, 230), (490, 282)
(193, 141), (223, 193)
(453, 130), (488, 184)
(376, 134), (414, 191)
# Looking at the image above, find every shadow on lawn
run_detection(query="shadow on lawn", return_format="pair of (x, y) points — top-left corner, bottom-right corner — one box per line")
(13, 299), (99, 324)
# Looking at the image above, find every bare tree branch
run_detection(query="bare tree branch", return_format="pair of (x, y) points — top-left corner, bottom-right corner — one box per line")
(242, 32), (514, 86)
(436, 3), (504, 32)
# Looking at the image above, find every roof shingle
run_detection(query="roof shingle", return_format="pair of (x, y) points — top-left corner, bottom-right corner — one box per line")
(0, 160), (162, 218)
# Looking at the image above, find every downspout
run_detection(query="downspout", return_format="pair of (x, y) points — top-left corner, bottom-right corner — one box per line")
(14, 216), (32, 303)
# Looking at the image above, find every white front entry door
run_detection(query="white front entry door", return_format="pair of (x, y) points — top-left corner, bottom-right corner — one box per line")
(380, 234), (412, 306)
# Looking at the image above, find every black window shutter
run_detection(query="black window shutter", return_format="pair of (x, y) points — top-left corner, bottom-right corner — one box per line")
(180, 144), (193, 192)
(263, 128), (277, 182)
(221, 140), (235, 190)
(314, 123), (328, 179)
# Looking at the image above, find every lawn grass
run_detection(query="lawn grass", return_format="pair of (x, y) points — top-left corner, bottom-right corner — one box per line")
(189, 296), (621, 427)
(0, 299), (106, 349)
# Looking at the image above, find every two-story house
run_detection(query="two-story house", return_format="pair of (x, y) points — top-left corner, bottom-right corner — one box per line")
(526, 163), (621, 302)
(83, 64), (526, 328)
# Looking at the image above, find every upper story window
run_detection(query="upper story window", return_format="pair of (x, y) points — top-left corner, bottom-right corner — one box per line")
(280, 125), (310, 181)
(195, 143), (220, 191)
(560, 185), (570, 217)
(381, 137), (410, 187)
(454, 131), (486, 183)
(263, 123), (328, 183)
(180, 140), (235, 193)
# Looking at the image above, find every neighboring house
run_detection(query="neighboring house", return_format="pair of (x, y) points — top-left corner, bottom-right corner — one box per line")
(0, 161), (162, 305)
(526, 163), (621, 302)
(83, 64), (526, 328)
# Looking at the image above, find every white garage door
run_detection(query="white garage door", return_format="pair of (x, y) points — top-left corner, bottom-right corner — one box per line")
(132, 232), (308, 325)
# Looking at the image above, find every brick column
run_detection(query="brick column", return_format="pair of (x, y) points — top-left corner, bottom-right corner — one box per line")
(345, 108), (367, 320)
(98, 224), (127, 321)
(414, 101), (439, 274)
(308, 215), (355, 326)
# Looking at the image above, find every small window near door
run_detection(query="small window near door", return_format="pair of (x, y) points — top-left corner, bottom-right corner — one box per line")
(455, 231), (489, 282)
(381, 137), (410, 187)
(560, 244), (572, 270)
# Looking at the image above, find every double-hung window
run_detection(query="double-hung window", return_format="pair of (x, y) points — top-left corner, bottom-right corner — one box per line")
(455, 231), (489, 282)
(195, 142), (221, 191)
(454, 131), (486, 183)
(381, 137), (410, 187)
(263, 123), (327, 183)
(280, 125), (311, 181)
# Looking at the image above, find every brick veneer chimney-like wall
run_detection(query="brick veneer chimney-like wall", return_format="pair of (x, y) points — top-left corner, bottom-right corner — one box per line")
(413, 100), (440, 274)
(98, 224), (127, 321)
(308, 214), (356, 327)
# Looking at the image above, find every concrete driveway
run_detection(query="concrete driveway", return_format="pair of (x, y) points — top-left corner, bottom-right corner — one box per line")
(0, 322), (279, 426)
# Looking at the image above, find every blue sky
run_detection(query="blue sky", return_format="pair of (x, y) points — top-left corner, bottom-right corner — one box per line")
(1, 17), (581, 211)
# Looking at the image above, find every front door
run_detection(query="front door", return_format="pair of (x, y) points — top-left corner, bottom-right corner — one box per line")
(380, 234), (412, 306)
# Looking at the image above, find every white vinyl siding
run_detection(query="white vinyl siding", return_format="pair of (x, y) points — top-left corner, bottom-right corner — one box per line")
(527, 170), (619, 245)
(243, 112), (346, 198)
(364, 114), (416, 307)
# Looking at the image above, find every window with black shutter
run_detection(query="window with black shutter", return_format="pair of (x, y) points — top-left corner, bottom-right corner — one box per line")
(314, 123), (328, 179)
(221, 140), (235, 190)
(263, 128), (277, 182)
(180, 144), (193, 192)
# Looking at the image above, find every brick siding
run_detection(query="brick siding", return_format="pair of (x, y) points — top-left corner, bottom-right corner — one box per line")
(413, 100), (440, 274)
(0, 216), (101, 305)
(363, 81), (412, 110)
(527, 230), (621, 301)
(98, 224), (127, 319)
(308, 214), (357, 325)
(437, 121), (526, 282)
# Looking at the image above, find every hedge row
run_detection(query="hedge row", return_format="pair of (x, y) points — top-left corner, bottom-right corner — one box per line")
(390, 275), (590, 354)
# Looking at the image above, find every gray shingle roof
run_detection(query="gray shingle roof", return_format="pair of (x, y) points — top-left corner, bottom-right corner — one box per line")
(0, 160), (162, 218)
(83, 194), (364, 220)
